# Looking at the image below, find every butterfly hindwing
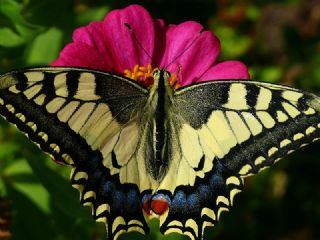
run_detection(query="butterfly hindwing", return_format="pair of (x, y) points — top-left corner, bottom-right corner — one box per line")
(158, 80), (320, 239)
(159, 162), (243, 240)
(0, 67), (152, 239)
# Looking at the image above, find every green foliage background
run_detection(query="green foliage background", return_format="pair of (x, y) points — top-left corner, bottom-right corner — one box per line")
(0, 0), (320, 239)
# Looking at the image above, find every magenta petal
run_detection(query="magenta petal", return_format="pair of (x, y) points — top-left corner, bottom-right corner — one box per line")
(72, 21), (109, 56)
(51, 4), (250, 85)
(51, 43), (112, 71)
(152, 19), (167, 66)
(102, 5), (157, 73)
(51, 21), (115, 70)
(160, 21), (220, 86)
(200, 60), (250, 81)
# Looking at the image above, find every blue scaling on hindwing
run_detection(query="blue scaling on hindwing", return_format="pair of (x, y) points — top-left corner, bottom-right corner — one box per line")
(70, 150), (150, 239)
(152, 193), (171, 203)
(113, 191), (126, 211)
(160, 160), (243, 240)
(127, 189), (141, 213)
(101, 180), (115, 196)
(170, 190), (188, 214)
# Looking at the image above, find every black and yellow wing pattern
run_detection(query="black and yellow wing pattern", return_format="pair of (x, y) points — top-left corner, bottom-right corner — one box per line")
(0, 67), (319, 240)
(0, 68), (152, 239)
(159, 80), (320, 239)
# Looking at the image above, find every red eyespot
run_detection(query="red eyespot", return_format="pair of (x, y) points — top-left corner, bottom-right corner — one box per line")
(150, 198), (169, 215)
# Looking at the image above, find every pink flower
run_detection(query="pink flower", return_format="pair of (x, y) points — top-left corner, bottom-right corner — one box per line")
(51, 4), (249, 87)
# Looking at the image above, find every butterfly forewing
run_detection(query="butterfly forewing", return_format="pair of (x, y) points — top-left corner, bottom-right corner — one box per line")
(172, 81), (320, 176)
(0, 68), (154, 239)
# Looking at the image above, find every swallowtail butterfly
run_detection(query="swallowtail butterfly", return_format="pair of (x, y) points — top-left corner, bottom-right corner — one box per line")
(0, 67), (319, 240)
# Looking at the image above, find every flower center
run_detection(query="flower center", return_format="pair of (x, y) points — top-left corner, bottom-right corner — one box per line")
(123, 64), (181, 89)
(124, 64), (156, 87)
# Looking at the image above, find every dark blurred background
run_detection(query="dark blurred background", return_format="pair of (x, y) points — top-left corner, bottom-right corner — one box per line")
(0, 0), (320, 239)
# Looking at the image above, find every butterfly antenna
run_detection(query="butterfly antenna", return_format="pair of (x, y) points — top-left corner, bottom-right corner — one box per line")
(164, 28), (205, 69)
(124, 23), (153, 65)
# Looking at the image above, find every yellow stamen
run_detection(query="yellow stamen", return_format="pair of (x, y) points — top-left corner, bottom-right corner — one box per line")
(169, 73), (182, 89)
(174, 83), (182, 89)
(124, 63), (157, 87)
(123, 63), (182, 89)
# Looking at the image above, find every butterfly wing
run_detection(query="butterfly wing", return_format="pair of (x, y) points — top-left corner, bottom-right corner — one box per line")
(0, 67), (152, 239)
(159, 80), (320, 240)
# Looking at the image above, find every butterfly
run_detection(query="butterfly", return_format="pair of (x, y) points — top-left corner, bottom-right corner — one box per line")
(0, 67), (319, 240)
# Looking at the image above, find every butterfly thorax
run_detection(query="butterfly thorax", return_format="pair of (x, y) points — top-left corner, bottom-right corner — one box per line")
(145, 69), (173, 181)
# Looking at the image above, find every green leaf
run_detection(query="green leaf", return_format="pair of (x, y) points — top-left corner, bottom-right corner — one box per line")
(2, 157), (49, 212)
(24, 151), (91, 219)
(50, 201), (97, 239)
(0, 0), (32, 26)
(0, 27), (27, 47)
(251, 66), (283, 83)
(213, 25), (251, 59)
(119, 219), (189, 240)
(0, 0), (42, 47)
(76, 6), (110, 25)
(12, 181), (50, 213)
(246, 5), (260, 21)
(0, 142), (19, 168)
(22, 0), (74, 27)
(25, 27), (63, 65)
(9, 173), (39, 183)
(5, 183), (56, 240)
(3, 158), (32, 175)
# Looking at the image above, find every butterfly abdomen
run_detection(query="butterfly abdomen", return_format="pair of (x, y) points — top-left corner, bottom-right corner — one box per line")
(154, 72), (166, 168)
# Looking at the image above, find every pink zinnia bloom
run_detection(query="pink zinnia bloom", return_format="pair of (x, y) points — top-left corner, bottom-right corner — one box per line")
(52, 4), (249, 87)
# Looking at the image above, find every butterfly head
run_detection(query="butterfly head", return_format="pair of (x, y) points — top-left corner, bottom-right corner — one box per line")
(152, 69), (171, 84)
(153, 68), (181, 90)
